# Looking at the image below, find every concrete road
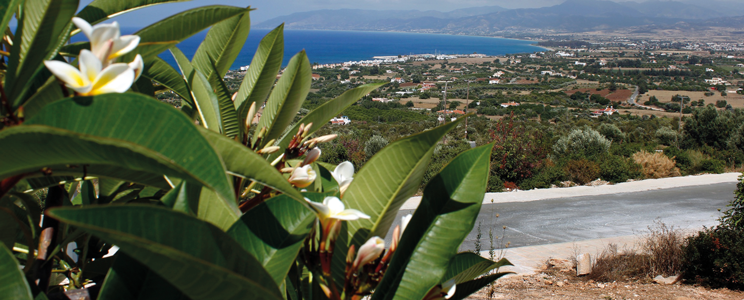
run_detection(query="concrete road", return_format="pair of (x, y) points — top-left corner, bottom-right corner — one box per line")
(388, 182), (737, 252)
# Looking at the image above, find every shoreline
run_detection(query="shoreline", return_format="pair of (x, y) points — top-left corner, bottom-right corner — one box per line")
(401, 172), (741, 210)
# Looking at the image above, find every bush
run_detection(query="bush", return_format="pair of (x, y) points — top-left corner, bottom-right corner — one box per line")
(564, 159), (600, 185)
(720, 174), (744, 229)
(682, 226), (744, 289)
(519, 165), (566, 190)
(716, 100), (728, 108)
(364, 135), (388, 159)
(598, 123), (625, 142)
(632, 150), (681, 179)
(599, 155), (641, 183)
(488, 175), (504, 193)
(699, 159), (724, 174)
(655, 127), (678, 145)
(553, 127), (611, 160)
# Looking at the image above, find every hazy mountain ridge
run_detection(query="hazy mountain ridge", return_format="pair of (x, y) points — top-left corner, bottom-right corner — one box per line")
(254, 0), (744, 36)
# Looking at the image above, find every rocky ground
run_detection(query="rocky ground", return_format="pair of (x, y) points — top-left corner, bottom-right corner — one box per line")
(468, 259), (744, 300)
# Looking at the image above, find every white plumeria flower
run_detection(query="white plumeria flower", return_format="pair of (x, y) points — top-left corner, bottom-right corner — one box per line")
(443, 279), (457, 299)
(353, 236), (384, 269)
(305, 196), (369, 222)
(44, 49), (135, 96)
(73, 17), (140, 64)
(288, 165), (316, 188)
(401, 214), (412, 235)
(331, 161), (354, 194)
(128, 54), (144, 82)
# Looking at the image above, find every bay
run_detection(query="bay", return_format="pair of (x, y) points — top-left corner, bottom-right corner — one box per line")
(108, 28), (545, 70)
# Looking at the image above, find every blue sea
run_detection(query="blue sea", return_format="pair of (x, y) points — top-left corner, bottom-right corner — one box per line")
(100, 29), (546, 69)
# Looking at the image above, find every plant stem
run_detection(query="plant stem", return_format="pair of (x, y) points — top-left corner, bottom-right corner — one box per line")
(34, 185), (65, 292)
(0, 173), (26, 199)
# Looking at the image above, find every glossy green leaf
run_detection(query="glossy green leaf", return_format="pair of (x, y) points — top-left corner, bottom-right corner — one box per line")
(234, 24), (284, 132)
(443, 253), (511, 284)
(160, 181), (200, 215)
(141, 56), (193, 109)
(6, 0), (78, 107)
(192, 9), (252, 80)
(449, 272), (511, 300)
(196, 186), (239, 231)
(373, 143), (493, 300)
(227, 193), (316, 285)
(22, 93), (234, 203)
(0, 0), (22, 42)
(75, 0), (187, 26)
(21, 77), (65, 120)
(344, 119), (462, 247)
(192, 68), (223, 133)
(120, 5), (249, 61)
(0, 244), (33, 300)
(98, 253), (189, 300)
(252, 50), (311, 148)
(198, 127), (304, 202)
(207, 59), (240, 138)
(169, 47), (197, 115)
(48, 205), (283, 300)
(270, 83), (385, 161)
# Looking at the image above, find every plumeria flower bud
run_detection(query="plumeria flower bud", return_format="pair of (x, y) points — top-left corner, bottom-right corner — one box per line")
(280, 167), (295, 173)
(257, 146), (280, 154)
(289, 165), (316, 188)
(246, 102), (257, 130)
(330, 161), (354, 196)
(72, 17), (140, 64)
(305, 196), (369, 223)
(443, 279), (457, 299)
(353, 236), (384, 269)
(305, 134), (338, 145)
(302, 122), (313, 137)
(301, 147), (321, 166)
(270, 153), (284, 166)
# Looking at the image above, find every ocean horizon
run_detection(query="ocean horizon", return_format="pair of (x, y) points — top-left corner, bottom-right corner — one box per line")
(97, 28), (546, 70)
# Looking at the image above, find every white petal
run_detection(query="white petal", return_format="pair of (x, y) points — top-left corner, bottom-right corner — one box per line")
(333, 161), (355, 182)
(334, 209), (370, 220)
(109, 35), (140, 60)
(401, 214), (412, 234)
(305, 198), (331, 219)
(89, 63), (134, 95)
(323, 197), (346, 216)
(129, 54), (144, 82)
(72, 17), (92, 39)
(44, 60), (90, 92)
(443, 279), (457, 299)
(89, 24), (119, 61)
(78, 49), (102, 83)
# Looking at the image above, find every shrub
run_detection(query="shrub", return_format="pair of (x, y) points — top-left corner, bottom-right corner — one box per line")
(553, 127), (611, 160)
(655, 127), (679, 145)
(716, 100), (727, 108)
(632, 150), (681, 179)
(599, 155), (642, 183)
(598, 123), (626, 142)
(644, 221), (684, 277)
(699, 159), (724, 174)
(589, 244), (651, 282)
(564, 159), (600, 185)
(518, 165), (566, 190)
(720, 174), (744, 229)
(487, 174), (504, 193)
(682, 226), (744, 289)
(364, 135), (388, 159)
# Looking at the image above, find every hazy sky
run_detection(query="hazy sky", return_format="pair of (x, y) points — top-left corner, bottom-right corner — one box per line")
(93, 0), (717, 28)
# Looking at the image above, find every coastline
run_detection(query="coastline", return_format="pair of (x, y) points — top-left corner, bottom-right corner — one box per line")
(401, 172), (741, 210)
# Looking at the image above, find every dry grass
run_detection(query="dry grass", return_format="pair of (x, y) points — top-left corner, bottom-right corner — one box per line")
(632, 150), (681, 179)
(588, 221), (685, 282)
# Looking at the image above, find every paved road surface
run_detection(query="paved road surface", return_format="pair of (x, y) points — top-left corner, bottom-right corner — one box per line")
(388, 182), (737, 252)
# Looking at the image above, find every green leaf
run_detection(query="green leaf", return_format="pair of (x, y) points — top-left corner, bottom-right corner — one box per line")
(21, 77), (65, 120)
(206, 59), (240, 138)
(121, 5), (249, 61)
(449, 272), (511, 300)
(0, 244), (33, 300)
(270, 83), (384, 161)
(169, 47), (196, 115)
(252, 50), (311, 148)
(160, 181), (200, 215)
(191, 68), (223, 133)
(141, 56), (193, 109)
(198, 127), (304, 202)
(75, 0), (187, 26)
(192, 9), (252, 80)
(227, 193), (316, 285)
(0, 0), (22, 42)
(196, 186), (239, 231)
(48, 205), (283, 300)
(6, 0), (78, 107)
(373, 143), (493, 300)
(443, 253), (511, 284)
(234, 24), (284, 132)
(344, 119), (463, 247)
(98, 253), (189, 300)
(22, 93), (234, 203)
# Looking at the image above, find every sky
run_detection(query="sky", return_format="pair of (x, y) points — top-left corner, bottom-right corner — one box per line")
(93, 0), (719, 28)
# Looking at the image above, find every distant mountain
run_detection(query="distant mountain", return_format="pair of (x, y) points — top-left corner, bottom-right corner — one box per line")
(255, 0), (743, 36)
